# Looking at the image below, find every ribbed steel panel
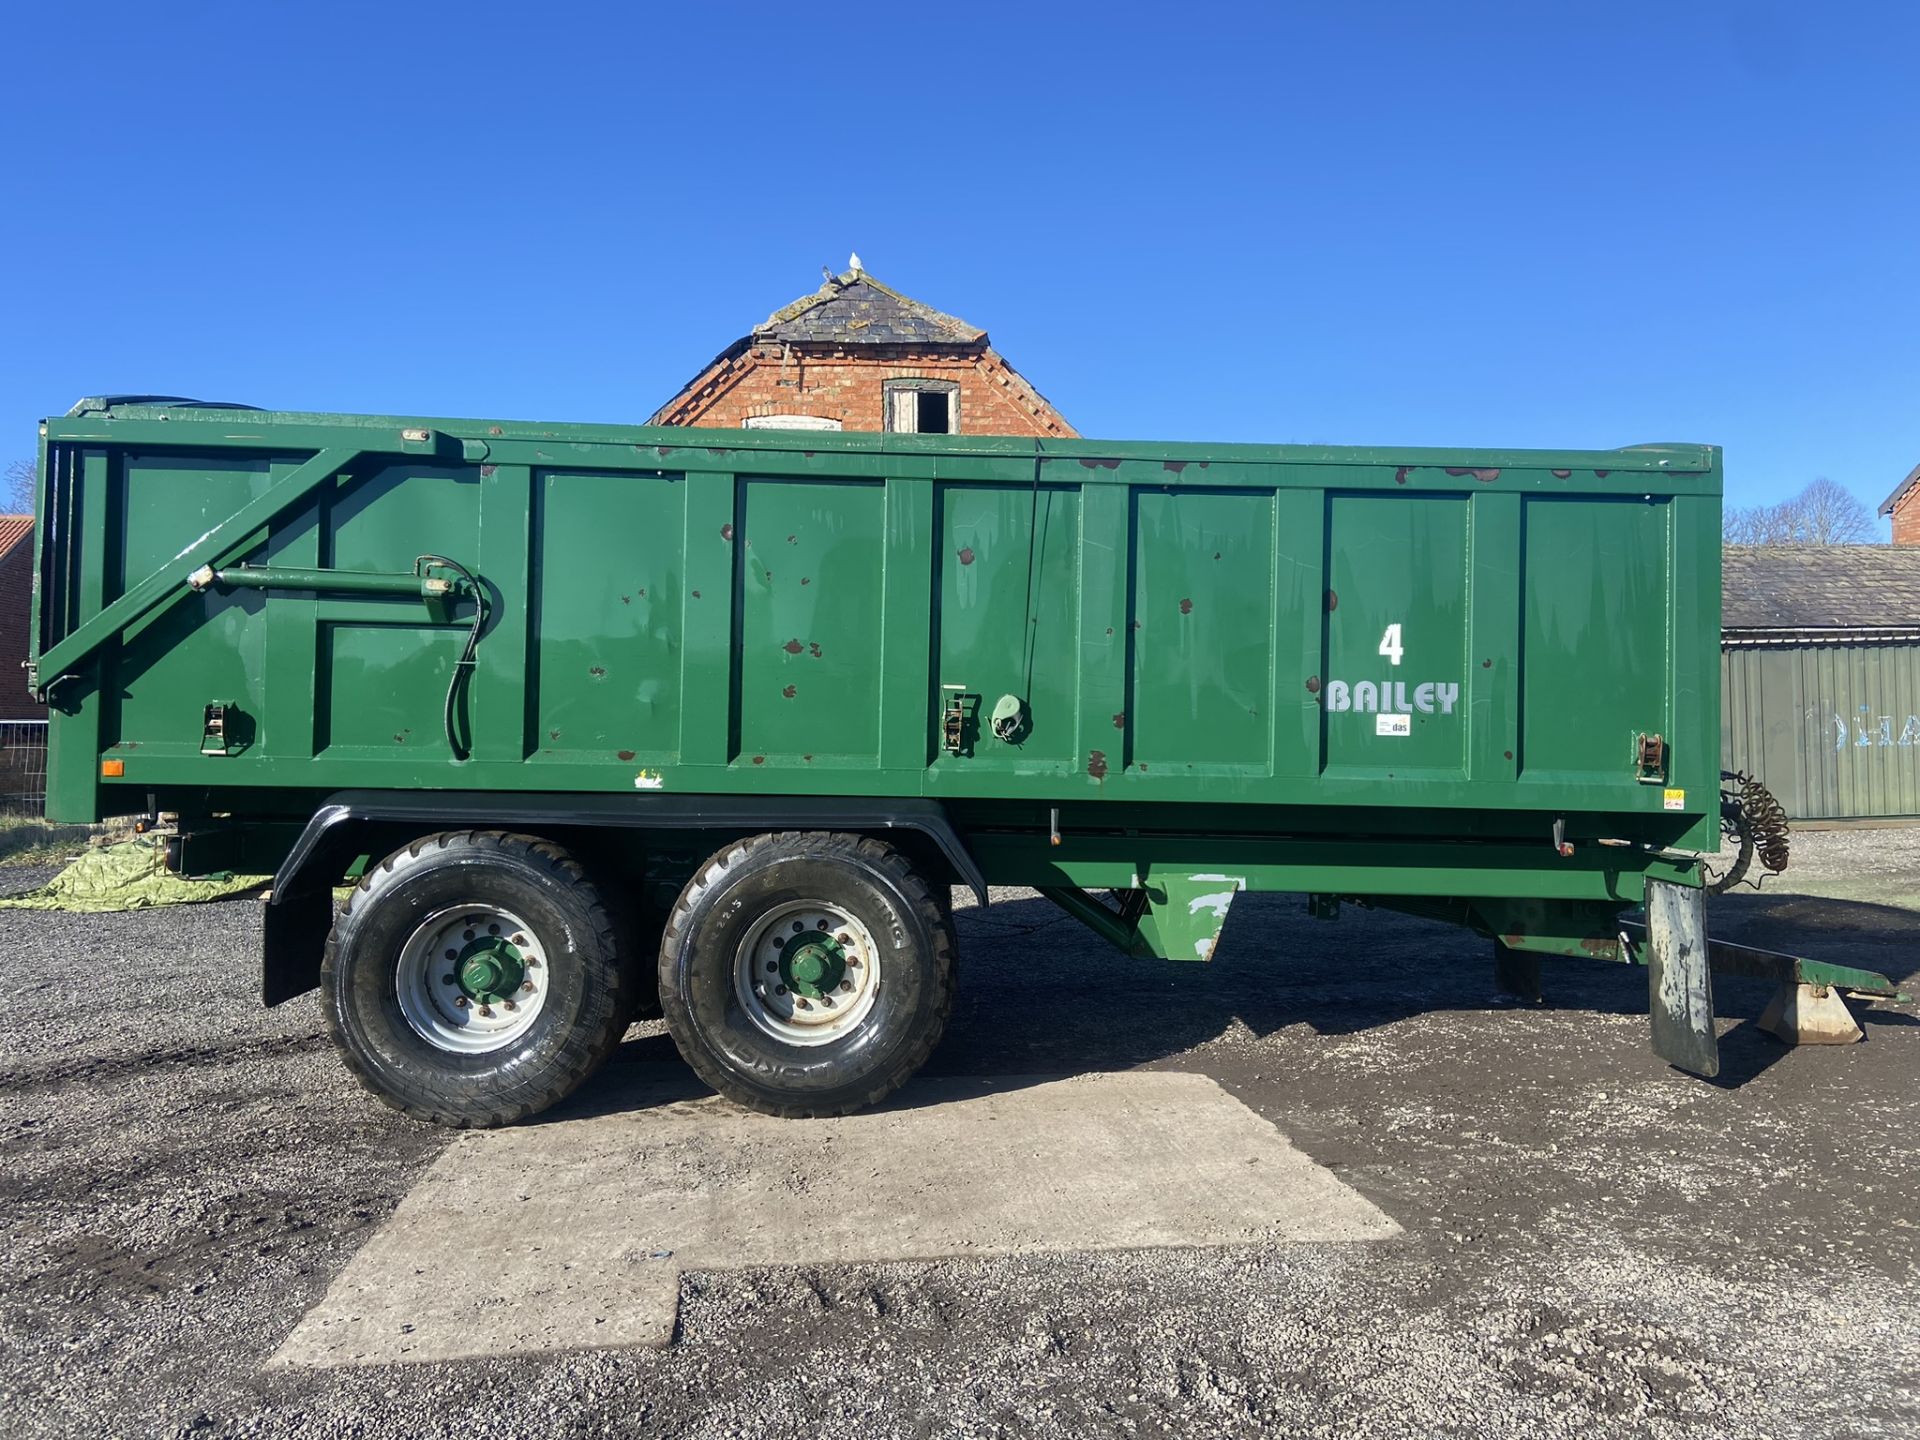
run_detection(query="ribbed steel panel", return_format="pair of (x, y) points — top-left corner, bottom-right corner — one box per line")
(1722, 642), (1920, 819)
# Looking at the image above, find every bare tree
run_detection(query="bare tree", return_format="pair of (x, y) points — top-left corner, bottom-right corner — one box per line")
(1723, 476), (1875, 545)
(3, 459), (35, 515)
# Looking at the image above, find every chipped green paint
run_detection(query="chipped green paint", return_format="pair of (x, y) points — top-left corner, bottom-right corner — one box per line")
(32, 399), (1721, 922)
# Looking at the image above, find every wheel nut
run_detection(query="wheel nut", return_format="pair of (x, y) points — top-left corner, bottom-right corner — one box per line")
(797, 997), (812, 1009)
(511, 933), (527, 945)
(442, 974), (457, 986)
(766, 961), (777, 972)
(816, 919), (830, 930)
(837, 934), (852, 944)
(521, 981), (536, 993)
(840, 981), (853, 992)
(477, 1005), (494, 1018)
(445, 948), (458, 961)
(488, 924), (501, 936)
(456, 996), (470, 1008)
(503, 1000), (517, 1012)
(775, 985), (787, 996)
(462, 929), (476, 941)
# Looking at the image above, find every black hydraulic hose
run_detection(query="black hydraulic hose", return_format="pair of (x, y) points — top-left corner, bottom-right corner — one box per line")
(417, 554), (486, 761)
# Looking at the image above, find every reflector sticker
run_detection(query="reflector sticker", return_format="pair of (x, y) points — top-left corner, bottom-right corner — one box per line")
(634, 770), (665, 790)
(1664, 788), (1686, 810)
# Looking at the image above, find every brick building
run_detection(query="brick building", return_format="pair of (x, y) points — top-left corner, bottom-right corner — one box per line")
(1882, 463), (1920, 545)
(0, 516), (39, 720)
(648, 263), (1075, 437)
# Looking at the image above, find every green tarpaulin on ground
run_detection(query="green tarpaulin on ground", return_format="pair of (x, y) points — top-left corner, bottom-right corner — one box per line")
(0, 838), (269, 912)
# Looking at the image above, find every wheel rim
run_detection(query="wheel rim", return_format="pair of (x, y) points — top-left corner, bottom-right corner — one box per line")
(732, 899), (880, 1047)
(395, 904), (552, 1054)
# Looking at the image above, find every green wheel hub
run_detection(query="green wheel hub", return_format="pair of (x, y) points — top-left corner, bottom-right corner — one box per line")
(780, 935), (847, 999)
(456, 937), (526, 1005)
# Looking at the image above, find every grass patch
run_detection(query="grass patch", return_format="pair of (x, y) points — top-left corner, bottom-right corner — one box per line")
(0, 815), (128, 867)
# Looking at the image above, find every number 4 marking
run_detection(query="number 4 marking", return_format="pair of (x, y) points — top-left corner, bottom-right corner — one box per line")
(1379, 623), (1404, 666)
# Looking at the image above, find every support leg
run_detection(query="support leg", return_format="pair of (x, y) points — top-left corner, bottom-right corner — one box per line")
(1493, 940), (1542, 1004)
(1645, 879), (1718, 1079)
(1758, 983), (1863, 1046)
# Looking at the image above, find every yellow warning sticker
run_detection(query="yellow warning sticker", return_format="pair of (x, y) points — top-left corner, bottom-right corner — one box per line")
(1663, 788), (1686, 811)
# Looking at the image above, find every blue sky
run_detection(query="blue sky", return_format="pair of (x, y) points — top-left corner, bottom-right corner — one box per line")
(4, 2), (1915, 528)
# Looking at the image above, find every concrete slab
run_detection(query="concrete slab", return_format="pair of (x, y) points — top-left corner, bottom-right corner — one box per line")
(271, 1069), (1399, 1367)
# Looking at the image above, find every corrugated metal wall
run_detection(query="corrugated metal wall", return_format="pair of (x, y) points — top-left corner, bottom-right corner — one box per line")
(1722, 642), (1920, 820)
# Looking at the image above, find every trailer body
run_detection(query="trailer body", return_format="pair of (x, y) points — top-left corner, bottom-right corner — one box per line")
(29, 398), (1894, 1112)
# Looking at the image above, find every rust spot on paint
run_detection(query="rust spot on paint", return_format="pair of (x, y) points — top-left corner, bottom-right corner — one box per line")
(1179, 598), (1193, 615)
(1213, 551), (1221, 560)
(1504, 750), (1513, 760)
(1446, 467), (1501, 483)
(588, 666), (606, 678)
(786, 534), (796, 543)
(657, 446), (673, 457)
(1394, 466), (1412, 485)
(1087, 749), (1109, 780)
(720, 523), (734, 541)
(707, 447), (728, 457)
(620, 595), (631, 605)
(958, 546), (975, 566)
(1482, 658), (1492, 668)
(1132, 620), (1143, 631)
(1324, 589), (1339, 611)
(800, 576), (810, 586)
(549, 729), (561, 741)
(617, 749), (636, 761)
(1503, 932), (1526, 950)
(782, 684), (797, 699)
(1163, 460), (1188, 474)
(803, 753), (813, 762)
(1105, 626), (1114, 636)
(803, 451), (815, 459)
(638, 587), (646, 597)
(751, 755), (765, 765)
(1080, 457), (1122, 470)
(763, 570), (773, 581)
(1198, 461), (1210, 469)
(783, 639), (804, 654)
(393, 733), (406, 744)
(1305, 676), (1321, 693)
(1594, 469), (1611, 478)
(1112, 711), (1127, 729)
(1552, 468), (1571, 479)
(489, 426), (503, 436)
(808, 642), (822, 658)
(1580, 933), (1620, 959)
(1138, 762), (1149, 771)
(479, 464), (497, 478)
(691, 589), (701, 599)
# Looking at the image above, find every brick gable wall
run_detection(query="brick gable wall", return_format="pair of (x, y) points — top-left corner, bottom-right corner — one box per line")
(1894, 495), (1920, 546)
(654, 345), (1075, 437)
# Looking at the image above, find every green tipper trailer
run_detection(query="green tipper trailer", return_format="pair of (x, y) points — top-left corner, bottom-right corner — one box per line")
(28, 398), (1900, 1124)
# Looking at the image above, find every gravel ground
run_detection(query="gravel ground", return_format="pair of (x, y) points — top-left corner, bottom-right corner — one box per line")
(1, 830), (1916, 1439)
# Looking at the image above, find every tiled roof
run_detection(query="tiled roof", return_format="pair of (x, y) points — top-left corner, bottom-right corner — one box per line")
(1723, 545), (1920, 630)
(754, 270), (986, 348)
(0, 516), (32, 560)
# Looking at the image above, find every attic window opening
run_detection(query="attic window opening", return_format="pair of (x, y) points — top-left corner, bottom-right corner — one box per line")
(885, 379), (959, 436)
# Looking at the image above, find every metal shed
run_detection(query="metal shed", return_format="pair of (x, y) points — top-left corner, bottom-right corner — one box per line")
(1722, 546), (1920, 821)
